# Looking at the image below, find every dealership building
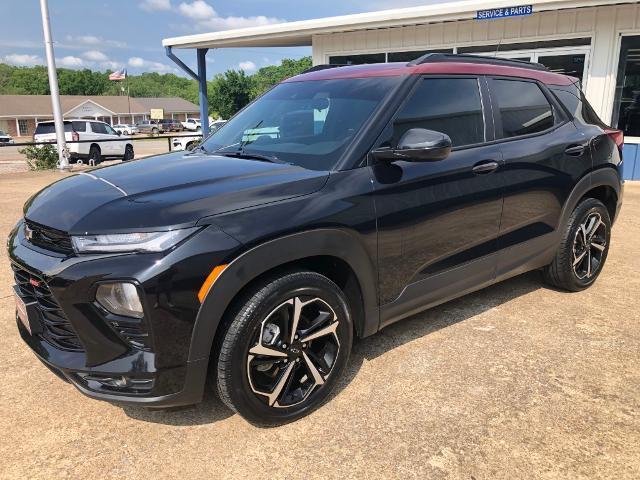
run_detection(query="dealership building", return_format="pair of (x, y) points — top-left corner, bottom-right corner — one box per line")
(0, 95), (199, 138)
(164, 0), (640, 179)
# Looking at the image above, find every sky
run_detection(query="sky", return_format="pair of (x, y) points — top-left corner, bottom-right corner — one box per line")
(0, 0), (440, 78)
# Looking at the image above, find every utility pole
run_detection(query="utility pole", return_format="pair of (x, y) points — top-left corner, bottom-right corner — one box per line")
(39, 0), (69, 170)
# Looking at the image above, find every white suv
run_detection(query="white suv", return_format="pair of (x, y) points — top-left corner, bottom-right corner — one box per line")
(181, 118), (201, 131)
(33, 119), (134, 165)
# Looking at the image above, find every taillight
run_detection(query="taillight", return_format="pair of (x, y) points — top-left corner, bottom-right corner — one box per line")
(71, 131), (79, 142)
(605, 128), (624, 149)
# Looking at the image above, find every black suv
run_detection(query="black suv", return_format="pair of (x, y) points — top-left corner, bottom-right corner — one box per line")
(9, 54), (623, 425)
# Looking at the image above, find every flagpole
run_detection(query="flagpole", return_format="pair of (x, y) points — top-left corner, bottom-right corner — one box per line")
(39, 0), (69, 170)
(126, 71), (131, 118)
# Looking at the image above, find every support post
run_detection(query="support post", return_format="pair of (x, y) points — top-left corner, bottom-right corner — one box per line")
(197, 48), (209, 138)
(39, 0), (69, 170)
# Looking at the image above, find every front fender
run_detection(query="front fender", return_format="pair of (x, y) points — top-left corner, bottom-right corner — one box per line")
(188, 228), (379, 362)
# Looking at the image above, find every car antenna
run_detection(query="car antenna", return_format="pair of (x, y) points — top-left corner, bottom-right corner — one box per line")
(493, 37), (503, 57)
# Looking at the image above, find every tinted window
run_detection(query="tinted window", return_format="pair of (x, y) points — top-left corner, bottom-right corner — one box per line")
(91, 122), (108, 134)
(392, 77), (485, 147)
(492, 79), (554, 138)
(35, 122), (73, 134)
(72, 121), (86, 132)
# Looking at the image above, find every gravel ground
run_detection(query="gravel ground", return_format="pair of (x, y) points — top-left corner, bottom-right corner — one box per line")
(0, 171), (638, 479)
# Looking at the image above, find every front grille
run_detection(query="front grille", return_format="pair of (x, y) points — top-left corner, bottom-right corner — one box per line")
(12, 263), (84, 352)
(24, 220), (73, 254)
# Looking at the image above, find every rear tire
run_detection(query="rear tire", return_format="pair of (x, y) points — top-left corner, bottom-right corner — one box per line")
(215, 270), (353, 426)
(543, 198), (611, 291)
(88, 145), (101, 165)
(123, 144), (134, 161)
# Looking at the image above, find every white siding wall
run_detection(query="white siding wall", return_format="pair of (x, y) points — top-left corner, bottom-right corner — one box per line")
(312, 4), (640, 123)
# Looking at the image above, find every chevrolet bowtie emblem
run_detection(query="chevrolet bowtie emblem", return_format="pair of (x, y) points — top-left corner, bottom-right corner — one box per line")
(24, 224), (33, 241)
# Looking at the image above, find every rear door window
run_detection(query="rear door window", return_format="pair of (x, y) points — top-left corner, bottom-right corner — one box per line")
(491, 79), (555, 138)
(72, 121), (86, 132)
(90, 122), (108, 134)
(392, 77), (485, 148)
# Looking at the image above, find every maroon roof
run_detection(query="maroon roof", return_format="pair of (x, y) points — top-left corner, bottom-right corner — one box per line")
(285, 61), (576, 86)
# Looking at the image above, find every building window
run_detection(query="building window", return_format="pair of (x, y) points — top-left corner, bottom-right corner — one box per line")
(612, 35), (640, 136)
(18, 119), (28, 136)
(387, 48), (453, 63)
(329, 53), (385, 65)
(392, 77), (485, 147)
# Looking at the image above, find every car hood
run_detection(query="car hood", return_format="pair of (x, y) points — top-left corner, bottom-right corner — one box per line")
(24, 151), (329, 234)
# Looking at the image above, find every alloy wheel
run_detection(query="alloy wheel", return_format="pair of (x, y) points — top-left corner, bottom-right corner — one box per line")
(572, 212), (607, 280)
(246, 296), (340, 409)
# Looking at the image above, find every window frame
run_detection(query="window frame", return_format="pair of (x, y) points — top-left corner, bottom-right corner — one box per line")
(485, 75), (569, 144)
(385, 74), (493, 153)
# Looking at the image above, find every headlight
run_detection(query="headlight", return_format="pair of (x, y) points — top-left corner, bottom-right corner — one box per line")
(96, 282), (143, 318)
(71, 227), (199, 253)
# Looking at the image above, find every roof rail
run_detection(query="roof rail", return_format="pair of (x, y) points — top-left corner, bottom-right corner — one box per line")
(408, 53), (549, 72)
(300, 64), (347, 74)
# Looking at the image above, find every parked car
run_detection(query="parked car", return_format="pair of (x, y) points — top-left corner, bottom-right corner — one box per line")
(113, 124), (139, 135)
(136, 120), (163, 135)
(181, 118), (201, 131)
(10, 54), (623, 426)
(0, 130), (15, 145)
(209, 120), (227, 132)
(33, 119), (134, 164)
(171, 134), (201, 151)
(171, 121), (225, 151)
(159, 119), (183, 132)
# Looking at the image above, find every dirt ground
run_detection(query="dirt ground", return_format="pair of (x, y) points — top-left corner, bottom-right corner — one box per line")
(0, 171), (638, 480)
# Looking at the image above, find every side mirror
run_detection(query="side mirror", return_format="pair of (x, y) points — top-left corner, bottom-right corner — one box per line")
(372, 128), (452, 162)
(116, 130), (122, 136)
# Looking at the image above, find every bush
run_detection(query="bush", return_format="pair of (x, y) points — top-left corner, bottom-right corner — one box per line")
(19, 144), (59, 170)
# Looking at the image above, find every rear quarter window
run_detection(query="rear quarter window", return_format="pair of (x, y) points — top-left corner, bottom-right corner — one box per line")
(492, 79), (555, 138)
(72, 121), (86, 132)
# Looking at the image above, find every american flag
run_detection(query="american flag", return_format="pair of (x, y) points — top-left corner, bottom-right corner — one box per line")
(109, 69), (127, 81)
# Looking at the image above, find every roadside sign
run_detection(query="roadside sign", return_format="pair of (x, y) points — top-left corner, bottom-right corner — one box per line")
(476, 5), (532, 20)
(150, 108), (164, 120)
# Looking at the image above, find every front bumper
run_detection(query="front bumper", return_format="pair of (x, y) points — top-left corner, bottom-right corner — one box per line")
(8, 221), (241, 407)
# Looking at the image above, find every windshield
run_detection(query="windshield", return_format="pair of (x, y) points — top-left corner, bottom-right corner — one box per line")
(201, 77), (401, 170)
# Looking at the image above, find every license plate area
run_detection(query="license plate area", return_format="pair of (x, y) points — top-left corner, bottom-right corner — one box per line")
(14, 286), (38, 335)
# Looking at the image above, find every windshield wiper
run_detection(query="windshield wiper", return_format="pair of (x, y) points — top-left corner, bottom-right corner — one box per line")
(213, 150), (288, 164)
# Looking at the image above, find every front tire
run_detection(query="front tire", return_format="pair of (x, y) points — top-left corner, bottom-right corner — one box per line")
(544, 198), (611, 291)
(215, 270), (353, 426)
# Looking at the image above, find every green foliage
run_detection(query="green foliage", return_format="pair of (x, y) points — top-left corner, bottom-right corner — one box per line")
(250, 57), (312, 98)
(0, 55), (313, 118)
(208, 70), (254, 119)
(19, 144), (58, 170)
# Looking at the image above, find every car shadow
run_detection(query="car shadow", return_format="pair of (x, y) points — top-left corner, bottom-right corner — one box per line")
(123, 271), (544, 427)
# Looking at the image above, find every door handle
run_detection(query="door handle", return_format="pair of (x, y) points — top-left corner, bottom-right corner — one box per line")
(472, 160), (499, 175)
(564, 144), (586, 156)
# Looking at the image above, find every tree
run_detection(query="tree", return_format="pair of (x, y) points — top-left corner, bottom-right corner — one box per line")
(250, 57), (312, 98)
(208, 70), (254, 119)
(0, 55), (313, 118)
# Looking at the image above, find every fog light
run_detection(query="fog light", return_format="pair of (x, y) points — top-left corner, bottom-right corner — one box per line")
(96, 282), (143, 318)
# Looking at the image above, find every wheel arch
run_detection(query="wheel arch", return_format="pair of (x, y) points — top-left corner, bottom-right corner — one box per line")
(559, 167), (622, 229)
(188, 229), (379, 363)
